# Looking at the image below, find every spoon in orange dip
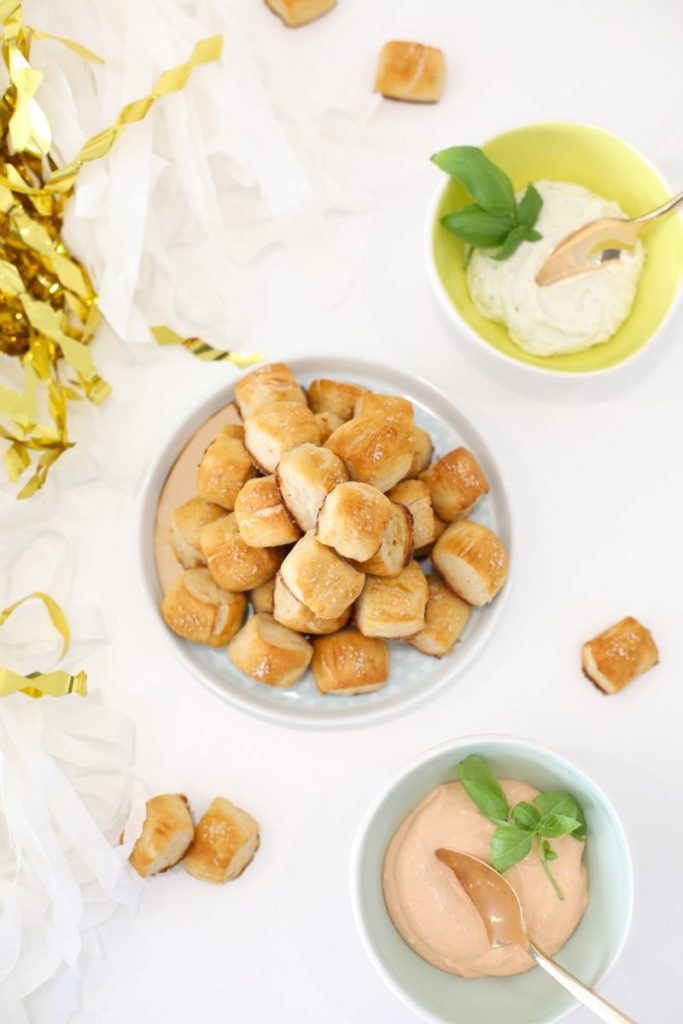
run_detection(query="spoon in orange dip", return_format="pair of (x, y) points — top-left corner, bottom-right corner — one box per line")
(436, 849), (636, 1024)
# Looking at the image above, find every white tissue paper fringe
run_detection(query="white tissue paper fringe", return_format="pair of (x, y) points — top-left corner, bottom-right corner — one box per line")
(0, 696), (145, 1024)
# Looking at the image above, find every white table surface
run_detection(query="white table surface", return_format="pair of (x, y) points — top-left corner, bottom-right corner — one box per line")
(13, 0), (683, 1021)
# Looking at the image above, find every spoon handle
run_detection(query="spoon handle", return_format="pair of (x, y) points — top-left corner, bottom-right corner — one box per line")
(528, 941), (636, 1024)
(634, 190), (683, 226)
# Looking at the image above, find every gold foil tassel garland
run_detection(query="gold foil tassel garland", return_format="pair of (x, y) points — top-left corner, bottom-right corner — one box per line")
(0, 1), (226, 497)
(151, 326), (263, 367)
(0, 590), (87, 698)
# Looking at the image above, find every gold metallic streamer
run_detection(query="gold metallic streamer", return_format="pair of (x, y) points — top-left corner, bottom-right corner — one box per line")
(150, 326), (263, 367)
(0, 591), (88, 698)
(0, 0), (225, 497)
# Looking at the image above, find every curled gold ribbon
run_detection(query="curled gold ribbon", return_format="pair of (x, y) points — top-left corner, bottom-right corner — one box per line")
(0, 591), (88, 698)
(150, 326), (263, 367)
(0, 0), (226, 497)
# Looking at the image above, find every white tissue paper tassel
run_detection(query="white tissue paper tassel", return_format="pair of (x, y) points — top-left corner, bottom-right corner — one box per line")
(0, 696), (145, 1024)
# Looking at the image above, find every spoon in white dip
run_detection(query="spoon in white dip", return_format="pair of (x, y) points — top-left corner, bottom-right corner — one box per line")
(535, 190), (683, 286)
(436, 848), (636, 1024)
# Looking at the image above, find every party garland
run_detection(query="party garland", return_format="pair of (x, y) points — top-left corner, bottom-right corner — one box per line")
(0, 2), (256, 499)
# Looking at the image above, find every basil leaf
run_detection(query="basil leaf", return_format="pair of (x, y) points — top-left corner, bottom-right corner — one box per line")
(534, 793), (587, 840)
(537, 836), (564, 900)
(512, 801), (542, 832)
(491, 224), (528, 261)
(517, 183), (542, 229)
(538, 814), (582, 838)
(523, 227), (542, 242)
(456, 755), (509, 823)
(441, 206), (515, 248)
(490, 825), (533, 872)
(432, 146), (516, 215)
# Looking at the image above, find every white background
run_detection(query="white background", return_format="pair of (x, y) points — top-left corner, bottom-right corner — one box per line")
(7, 0), (683, 1021)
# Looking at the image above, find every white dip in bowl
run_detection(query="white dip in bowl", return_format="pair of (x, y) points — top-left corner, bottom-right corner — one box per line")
(466, 181), (644, 356)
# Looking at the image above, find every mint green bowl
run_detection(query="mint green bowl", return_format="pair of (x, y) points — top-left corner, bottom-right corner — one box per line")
(350, 736), (633, 1024)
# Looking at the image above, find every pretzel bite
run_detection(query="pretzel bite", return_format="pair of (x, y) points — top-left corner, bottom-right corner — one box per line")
(350, 501), (413, 577)
(326, 416), (414, 492)
(420, 447), (489, 521)
(196, 425), (254, 510)
(315, 410), (344, 443)
(228, 612), (313, 687)
(375, 41), (446, 103)
(160, 569), (246, 646)
(264, 0), (336, 28)
(316, 482), (393, 561)
(129, 794), (195, 878)
(354, 393), (414, 430)
(245, 401), (322, 474)
(183, 798), (259, 883)
(249, 576), (276, 614)
(431, 520), (508, 606)
(276, 443), (348, 531)
(312, 630), (389, 695)
(307, 378), (368, 421)
(355, 560), (428, 638)
(386, 479), (434, 551)
(406, 574), (471, 657)
(272, 573), (351, 635)
(234, 475), (301, 547)
(280, 531), (365, 619)
(170, 497), (226, 568)
(408, 426), (434, 476)
(582, 616), (659, 694)
(234, 362), (305, 419)
(201, 514), (282, 591)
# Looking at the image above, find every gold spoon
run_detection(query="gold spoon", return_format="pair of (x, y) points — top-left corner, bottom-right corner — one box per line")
(436, 848), (636, 1024)
(535, 191), (683, 286)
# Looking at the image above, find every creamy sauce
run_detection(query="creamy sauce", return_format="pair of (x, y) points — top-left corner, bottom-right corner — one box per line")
(466, 181), (644, 356)
(383, 780), (588, 978)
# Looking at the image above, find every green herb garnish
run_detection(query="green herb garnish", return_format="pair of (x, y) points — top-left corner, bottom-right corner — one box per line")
(432, 146), (543, 261)
(455, 755), (586, 900)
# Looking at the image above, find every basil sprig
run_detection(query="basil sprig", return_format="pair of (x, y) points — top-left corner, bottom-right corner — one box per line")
(432, 146), (543, 261)
(456, 755), (586, 900)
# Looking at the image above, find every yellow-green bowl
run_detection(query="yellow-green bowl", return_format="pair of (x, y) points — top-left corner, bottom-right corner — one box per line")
(426, 122), (683, 376)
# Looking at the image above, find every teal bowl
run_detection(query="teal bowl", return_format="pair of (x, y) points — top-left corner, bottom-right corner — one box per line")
(350, 736), (633, 1024)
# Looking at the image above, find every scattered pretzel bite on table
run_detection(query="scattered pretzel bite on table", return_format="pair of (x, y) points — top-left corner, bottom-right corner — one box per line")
(582, 616), (659, 694)
(183, 797), (259, 884)
(264, 0), (336, 29)
(128, 794), (195, 878)
(375, 41), (446, 104)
